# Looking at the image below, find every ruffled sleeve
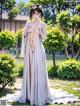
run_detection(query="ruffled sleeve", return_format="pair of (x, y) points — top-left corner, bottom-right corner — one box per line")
(40, 22), (47, 43)
(20, 21), (29, 57)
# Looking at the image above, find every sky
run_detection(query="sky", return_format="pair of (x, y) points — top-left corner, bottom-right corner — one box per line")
(16, 0), (29, 3)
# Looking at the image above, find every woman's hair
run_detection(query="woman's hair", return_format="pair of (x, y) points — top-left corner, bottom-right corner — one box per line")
(30, 5), (44, 20)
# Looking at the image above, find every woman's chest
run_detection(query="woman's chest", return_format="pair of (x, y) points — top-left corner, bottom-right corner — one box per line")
(27, 22), (42, 35)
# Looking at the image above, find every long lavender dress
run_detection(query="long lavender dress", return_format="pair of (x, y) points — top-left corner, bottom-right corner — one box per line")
(19, 20), (53, 106)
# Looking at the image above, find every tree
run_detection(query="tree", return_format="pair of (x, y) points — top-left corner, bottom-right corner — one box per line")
(28, 0), (80, 23)
(76, 4), (80, 15)
(57, 10), (80, 60)
(0, 0), (16, 31)
(8, 7), (20, 31)
(17, 1), (29, 15)
(44, 26), (67, 66)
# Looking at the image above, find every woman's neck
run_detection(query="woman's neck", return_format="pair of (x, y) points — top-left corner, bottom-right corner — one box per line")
(31, 18), (41, 23)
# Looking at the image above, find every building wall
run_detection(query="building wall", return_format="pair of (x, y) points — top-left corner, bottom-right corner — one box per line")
(2, 20), (26, 33)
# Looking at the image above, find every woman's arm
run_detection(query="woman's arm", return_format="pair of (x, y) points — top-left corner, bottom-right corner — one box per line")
(22, 21), (29, 38)
(40, 22), (47, 42)
(20, 21), (29, 57)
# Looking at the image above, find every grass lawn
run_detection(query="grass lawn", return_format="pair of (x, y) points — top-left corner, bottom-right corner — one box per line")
(7, 102), (80, 106)
(49, 103), (80, 106)
(46, 54), (66, 66)
(49, 78), (80, 97)
(16, 53), (66, 66)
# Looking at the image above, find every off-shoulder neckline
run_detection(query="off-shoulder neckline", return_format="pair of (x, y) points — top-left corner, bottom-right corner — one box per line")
(28, 20), (45, 25)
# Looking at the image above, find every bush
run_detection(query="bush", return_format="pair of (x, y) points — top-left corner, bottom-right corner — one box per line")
(17, 29), (23, 48)
(0, 31), (16, 50)
(57, 59), (80, 79)
(0, 53), (17, 91)
(16, 63), (24, 77)
(16, 29), (23, 55)
(48, 65), (58, 78)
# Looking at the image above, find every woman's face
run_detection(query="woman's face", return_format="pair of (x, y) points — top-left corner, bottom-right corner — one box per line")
(32, 11), (41, 21)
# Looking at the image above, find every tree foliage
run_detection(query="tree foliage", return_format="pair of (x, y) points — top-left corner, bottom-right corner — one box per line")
(0, 31), (16, 50)
(57, 10), (80, 59)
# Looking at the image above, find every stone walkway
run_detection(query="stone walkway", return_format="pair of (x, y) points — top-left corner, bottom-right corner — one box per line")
(0, 78), (80, 105)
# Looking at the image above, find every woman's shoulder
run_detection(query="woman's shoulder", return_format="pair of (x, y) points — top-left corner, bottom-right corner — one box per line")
(24, 20), (31, 28)
(25, 20), (31, 25)
(41, 22), (47, 27)
(25, 20), (46, 27)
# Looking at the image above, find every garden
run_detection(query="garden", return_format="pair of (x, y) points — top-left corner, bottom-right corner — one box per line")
(0, 0), (80, 106)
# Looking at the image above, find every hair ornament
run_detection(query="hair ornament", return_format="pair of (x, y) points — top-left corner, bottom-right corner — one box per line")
(31, 4), (42, 9)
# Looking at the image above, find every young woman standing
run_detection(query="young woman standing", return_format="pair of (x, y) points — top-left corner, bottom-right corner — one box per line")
(18, 4), (53, 106)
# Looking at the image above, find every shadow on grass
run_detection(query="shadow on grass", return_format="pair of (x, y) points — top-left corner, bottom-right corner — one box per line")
(7, 101), (80, 106)
(8, 101), (30, 106)
(0, 88), (15, 98)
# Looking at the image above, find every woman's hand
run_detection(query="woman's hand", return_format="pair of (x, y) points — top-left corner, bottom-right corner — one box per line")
(24, 35), (26, 38)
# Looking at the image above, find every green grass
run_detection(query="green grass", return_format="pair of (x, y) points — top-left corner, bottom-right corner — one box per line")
(49, 103), (80, 106)
(16, 54), (66, 66)
(7, 102), (80, 106)
(49, 78), (80, 97)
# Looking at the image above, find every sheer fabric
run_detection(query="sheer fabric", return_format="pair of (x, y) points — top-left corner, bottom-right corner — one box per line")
(18, 20), (53, 106)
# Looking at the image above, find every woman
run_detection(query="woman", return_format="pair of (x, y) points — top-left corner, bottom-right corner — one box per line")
(18, 5), (53, 106)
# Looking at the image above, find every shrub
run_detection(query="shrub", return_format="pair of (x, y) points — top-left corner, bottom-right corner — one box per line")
(57, 59), (80, 79)
(0, 53), (17, 91)
(17, 29), (23, 48)
(48, 65), (58, 78)
(0, 31), (16, 50)
(16, 63), (24, 77)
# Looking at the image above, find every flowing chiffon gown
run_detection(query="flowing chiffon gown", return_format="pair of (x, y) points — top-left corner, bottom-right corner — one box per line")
(19, 20), (53, 106)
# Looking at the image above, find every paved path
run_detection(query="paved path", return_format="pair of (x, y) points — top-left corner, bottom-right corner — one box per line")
(0, 78), (80, 105)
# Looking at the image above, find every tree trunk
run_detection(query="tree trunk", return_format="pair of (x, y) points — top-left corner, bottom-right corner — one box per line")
(10, 21), (12, 31)
(76, 48), (80, 60)
(64, 48), (69, 59)
(76, 33), (80, 60)
(71, 36), (74, 58)
(52, 51), (56, 66)
(16, 38), (19, 58)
